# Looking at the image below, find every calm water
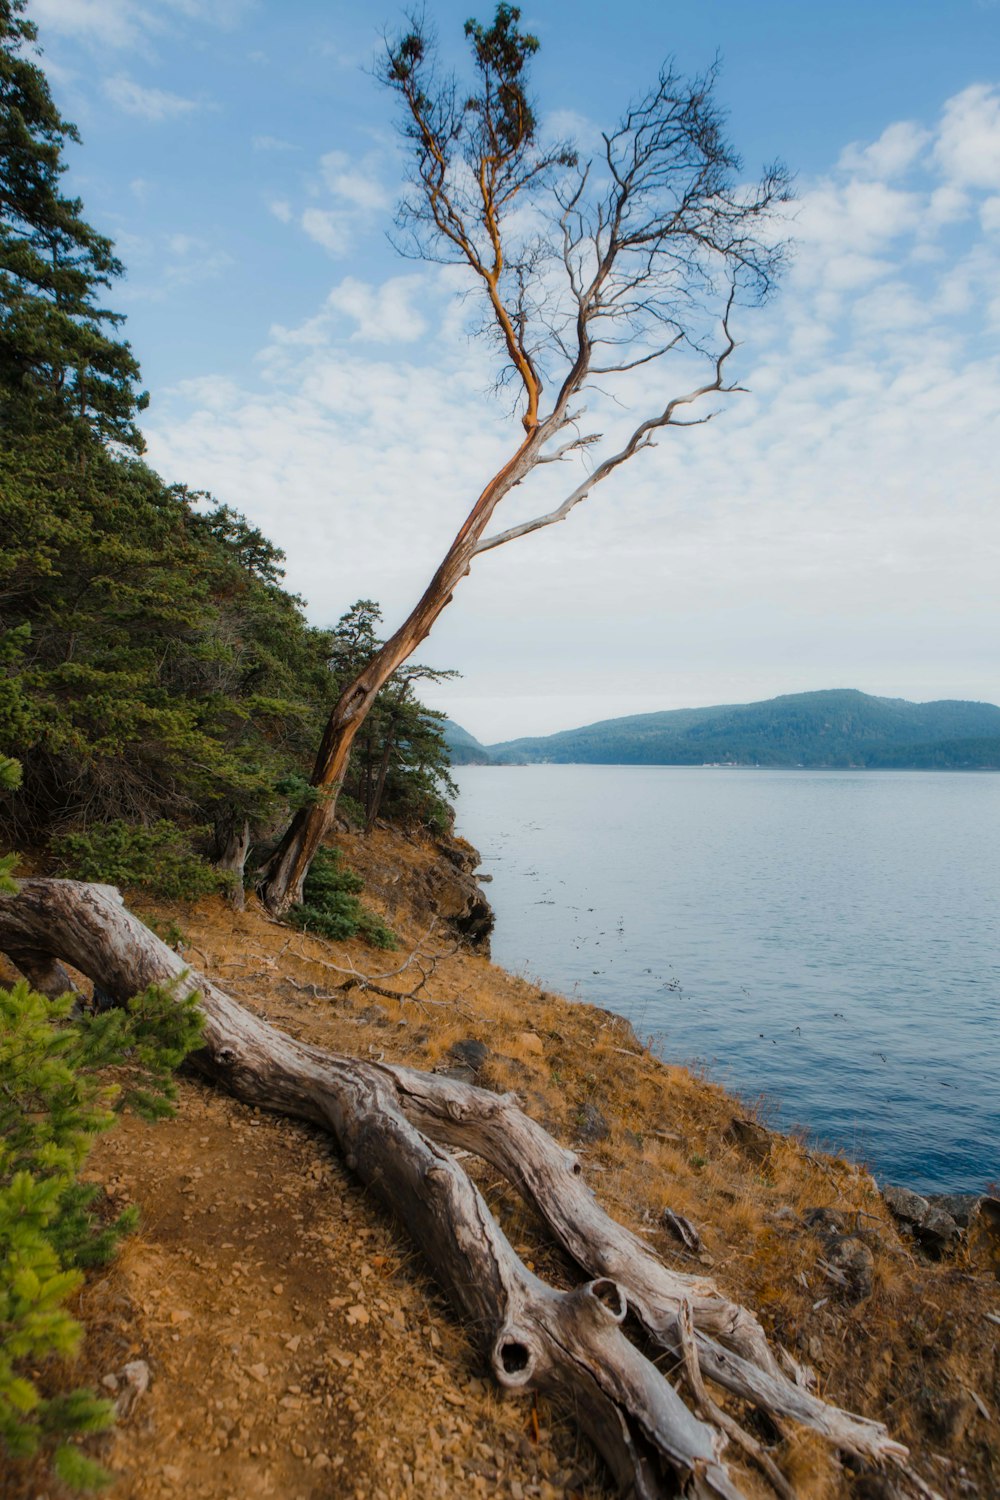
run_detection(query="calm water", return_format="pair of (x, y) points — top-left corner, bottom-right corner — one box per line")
(453, 766), (1000, 1194)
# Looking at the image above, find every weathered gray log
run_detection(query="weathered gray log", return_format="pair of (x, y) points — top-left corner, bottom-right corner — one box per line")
(0, 879), (740, 1498)
(0, 879), (929, 1498)
(388, 1065), (908, 1463)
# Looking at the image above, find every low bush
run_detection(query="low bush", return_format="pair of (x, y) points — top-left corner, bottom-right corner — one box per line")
(0, 978), (203, 1489)
(51, 821), (225, 901)
(287, 847), (396, 949)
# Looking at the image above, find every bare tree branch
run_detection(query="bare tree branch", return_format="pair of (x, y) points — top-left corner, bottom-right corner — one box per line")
(260, 14), (791, 913)
(473, 289), (740, 555)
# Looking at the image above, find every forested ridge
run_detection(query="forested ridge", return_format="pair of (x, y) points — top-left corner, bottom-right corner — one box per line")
(452, 688), (1000, 768)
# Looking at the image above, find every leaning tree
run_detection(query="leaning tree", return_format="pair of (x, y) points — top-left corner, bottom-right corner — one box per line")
(259, 3), (791, 911)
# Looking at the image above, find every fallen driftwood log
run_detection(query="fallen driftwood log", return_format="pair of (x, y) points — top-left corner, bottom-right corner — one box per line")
(0, 879), (936, 1499)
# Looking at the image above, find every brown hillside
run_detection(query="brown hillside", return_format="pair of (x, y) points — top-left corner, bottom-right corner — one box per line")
(4, 826), (998, 1499)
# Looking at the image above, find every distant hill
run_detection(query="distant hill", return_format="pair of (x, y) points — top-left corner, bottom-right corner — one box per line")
(441, 720), (495, 765)
(477, 690), (1000, 769)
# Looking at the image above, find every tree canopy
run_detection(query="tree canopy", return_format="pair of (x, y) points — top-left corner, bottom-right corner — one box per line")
(0, 0), (146, 451)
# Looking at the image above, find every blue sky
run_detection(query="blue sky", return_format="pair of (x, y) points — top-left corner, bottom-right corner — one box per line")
(32, 0), (1000, 739)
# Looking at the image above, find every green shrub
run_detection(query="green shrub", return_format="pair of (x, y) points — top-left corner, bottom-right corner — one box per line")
(0, 978), (203, 1488)
(287, 847), (396, 949)
(51, 821), (225, 901)
(0, 755), (19, 893)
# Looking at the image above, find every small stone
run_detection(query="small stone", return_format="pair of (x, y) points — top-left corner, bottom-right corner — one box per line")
(883, 1183), (932, 1224)
(824, 1235), (874, 1303)
(448, 1038), (491, 1073)
(723, 1116), (772, 1163)
(101, 1373), (119, 1392)
(516, 1031), (544, 1056)
(882, 1184), (961, 1256)
(437, 1064), (477, 1084)
(926, 1192), (985, 1228)
(272, 1283), (284, 1295)
(575, 1102), (610, 1143)
(247, 1363), (269, 1383)
(347, 1304), (370, 1325)
(804, 1206), (847, 1237)
(169, 1308), (191, 1325)
(357, 1004), (389, 1026)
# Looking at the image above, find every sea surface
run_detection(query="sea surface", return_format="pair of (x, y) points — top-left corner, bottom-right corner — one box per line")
(453, 766), (1000, 1194)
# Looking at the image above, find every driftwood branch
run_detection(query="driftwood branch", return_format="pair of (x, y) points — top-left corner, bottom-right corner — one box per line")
(0, 880), (931, 1498)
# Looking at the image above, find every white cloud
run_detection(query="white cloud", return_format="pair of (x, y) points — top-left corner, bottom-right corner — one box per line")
(324, 276), (428, 344)
(253, 135), (298, 153)
(925, 183), (971, 227)
(268, 149), (395, 259)
(300, 207), (353, 255)
(33, 0), (147, 49)
(141, 82), (1000, 734)
(103, 75), (202, 122)
(33, 0), (254, 49)
(121, 233), (234, 303)
(795, 180), (922, 259)
(319, 151), (391, 212)
(839, 119), (931, 178)
(934, 83), (1000, 189)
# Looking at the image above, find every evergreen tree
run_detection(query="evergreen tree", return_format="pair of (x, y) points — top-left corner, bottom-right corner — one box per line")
(0, 0), (146, 450)
(0, 438), (338, 859)
(329, 601), (457, 832)
(0, 6), (461, 901)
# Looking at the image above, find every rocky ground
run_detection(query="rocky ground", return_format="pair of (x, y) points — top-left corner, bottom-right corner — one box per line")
(4, 825), (999, 1499)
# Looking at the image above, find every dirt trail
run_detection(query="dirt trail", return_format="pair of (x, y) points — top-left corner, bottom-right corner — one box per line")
(83, 1082), (589, 1500)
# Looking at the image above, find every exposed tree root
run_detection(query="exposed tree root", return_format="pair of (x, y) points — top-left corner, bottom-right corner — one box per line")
(0, 880), (935, 1499)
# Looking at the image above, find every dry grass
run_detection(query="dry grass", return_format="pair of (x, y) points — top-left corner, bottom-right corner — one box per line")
(4, 825), (998, 1497)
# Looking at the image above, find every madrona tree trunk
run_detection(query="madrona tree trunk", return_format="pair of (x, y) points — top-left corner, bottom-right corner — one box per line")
(258, 430), (545, 915)
(0, 879), (935, 1500)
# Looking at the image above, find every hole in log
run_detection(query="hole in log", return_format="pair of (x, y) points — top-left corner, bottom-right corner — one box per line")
(589, 1278), (627, 1321)
(500, 1340), (531, 1373)
(493, 1333), (536, 1387)
(572, 1161), (582, 1175)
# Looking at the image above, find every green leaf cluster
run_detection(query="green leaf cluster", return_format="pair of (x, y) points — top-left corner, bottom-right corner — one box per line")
(287, 847), (397, 949)
(50, 821), (226, 902)
(0, 434), (338, 854)
(0, 0), (146, 452)
(330, 601), (458, 834)
(0, 977), (202, 1487)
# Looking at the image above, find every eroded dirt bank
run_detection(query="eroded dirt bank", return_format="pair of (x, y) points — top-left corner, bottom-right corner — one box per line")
(4, 825), (998, 1499)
